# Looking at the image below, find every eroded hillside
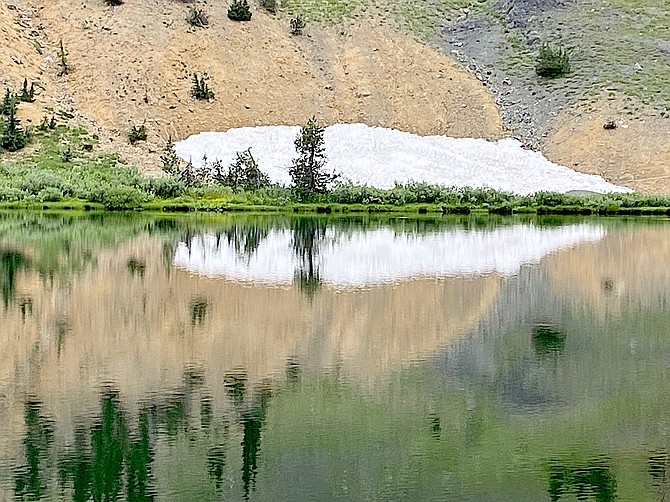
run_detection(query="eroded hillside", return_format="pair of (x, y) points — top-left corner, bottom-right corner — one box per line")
(1, 0), (501, 172)
(2, 0), (670, 191)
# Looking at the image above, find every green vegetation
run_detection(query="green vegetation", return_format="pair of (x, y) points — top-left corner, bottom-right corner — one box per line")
(160, 139), (182, 176)
(228, 0), (252, 21)
(19, 78), (35, 103)
(0, 88), (16, 116)
(191, 74), (214, 101)
(0, 93), (29, 152)
(535, 42), (571, 78)
(105, 0), (123, 5)
(289, 117), (338, 200)
(3, 125), (670, 214)
(187, 7), (209, 28)
(57, 39), (70, 76)
(260, 0), (276, 14)
(211, 148), (271, 192)
(127, 123), (147, 144)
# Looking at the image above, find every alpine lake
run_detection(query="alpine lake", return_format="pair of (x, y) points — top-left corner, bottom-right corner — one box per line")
(1, 211), (669, 501)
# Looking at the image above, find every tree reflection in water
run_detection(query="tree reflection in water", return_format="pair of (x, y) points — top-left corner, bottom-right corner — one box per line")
(55, 388), (156, 502)
(1, 250), (28, 308)
(292, 218), (326, 298)
(547, 460), (617, 501)
(14, 365), (276, 500)
(13, 398), (54, 500)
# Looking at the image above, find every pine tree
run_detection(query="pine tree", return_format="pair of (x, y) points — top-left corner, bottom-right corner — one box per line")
(289, 117), (337, 199)
(160, 138), (182, 175)
(57, 39), (70, 76)
(19, 78), (35, 103)
(0, 88), (16, 116)
(0, 102), (28, 152)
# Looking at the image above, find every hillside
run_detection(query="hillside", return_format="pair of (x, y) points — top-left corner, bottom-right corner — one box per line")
(1, 0), (670, 191)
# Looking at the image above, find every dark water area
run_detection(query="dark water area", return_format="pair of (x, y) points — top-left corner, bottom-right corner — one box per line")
(0, 212), (669, 501)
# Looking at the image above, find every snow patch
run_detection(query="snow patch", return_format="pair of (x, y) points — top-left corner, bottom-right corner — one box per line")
(174, 124), (630, 195)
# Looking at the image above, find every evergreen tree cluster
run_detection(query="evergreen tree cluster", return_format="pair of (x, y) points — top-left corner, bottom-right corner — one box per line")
(160, 118), (338, 199)
(0, 88), (29, 152)
(212, 148), (270, 191)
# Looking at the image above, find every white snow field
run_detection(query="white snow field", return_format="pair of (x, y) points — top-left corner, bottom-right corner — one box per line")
(174, 124), (630, 195)
(173, 223), (605, 287)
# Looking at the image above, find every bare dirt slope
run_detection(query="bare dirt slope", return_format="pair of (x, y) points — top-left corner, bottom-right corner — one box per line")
(545, 97), (670, 194)
(2, 0), (502, 172)
(0, 1), (51, 123)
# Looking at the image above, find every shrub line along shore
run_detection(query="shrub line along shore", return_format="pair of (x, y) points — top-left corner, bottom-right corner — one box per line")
(2, 123), (670, 217)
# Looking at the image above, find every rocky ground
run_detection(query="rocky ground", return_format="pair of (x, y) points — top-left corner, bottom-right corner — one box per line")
(436, 0), (670, 191)
(440, 0), (670, 148)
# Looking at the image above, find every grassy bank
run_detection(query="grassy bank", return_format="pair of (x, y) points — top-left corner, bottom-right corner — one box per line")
(3, 126), (670, 216)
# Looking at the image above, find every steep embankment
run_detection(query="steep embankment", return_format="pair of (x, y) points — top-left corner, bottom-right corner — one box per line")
(1, 0), (501, 172)
(440, 0), (670, 192)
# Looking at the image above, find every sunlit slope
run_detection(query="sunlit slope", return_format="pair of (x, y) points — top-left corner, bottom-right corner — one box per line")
(20, 0), (501, 163)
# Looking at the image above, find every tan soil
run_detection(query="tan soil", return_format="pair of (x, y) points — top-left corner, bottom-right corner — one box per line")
(544, 96), (670, 194)
(2, 0), (502, 173)
(4, 0), (670, 191)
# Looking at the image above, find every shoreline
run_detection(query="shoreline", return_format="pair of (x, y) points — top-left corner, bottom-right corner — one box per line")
(2, 199), (670, 217)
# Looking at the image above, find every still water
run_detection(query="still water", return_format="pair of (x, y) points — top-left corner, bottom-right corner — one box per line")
(0, 212), (669, 501)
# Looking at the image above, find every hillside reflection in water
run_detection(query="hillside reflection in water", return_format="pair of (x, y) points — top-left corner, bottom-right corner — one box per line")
(0, 213), (669, 501)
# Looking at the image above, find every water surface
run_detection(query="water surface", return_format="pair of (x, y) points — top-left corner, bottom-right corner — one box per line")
(0, 212), (669, 501)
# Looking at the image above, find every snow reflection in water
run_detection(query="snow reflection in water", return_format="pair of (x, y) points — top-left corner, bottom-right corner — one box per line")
(173, 223), (606, 287)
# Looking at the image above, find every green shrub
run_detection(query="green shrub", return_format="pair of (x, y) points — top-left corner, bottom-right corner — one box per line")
(37, 187), (64, 202)
(260, 0), (276, 14)
(87, 185), (147, 209)
(187, 8), (209, 27)
(105, 0), (123, 5)
(191, 74), (214, 101)
(228, 0), (252, 21)
(0, 185), (27, 202)
(290, 14), (306, 35)
(128, 123), (147, 144)
(19, 78), (35, 103)
(213, 148), (271, 192)
(143, 176), (185, 198)
(535, 42), (570, 78)
(18, 171), (66, 195)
